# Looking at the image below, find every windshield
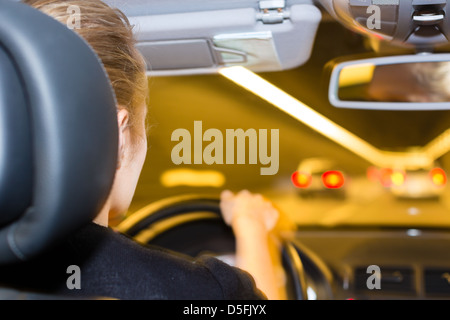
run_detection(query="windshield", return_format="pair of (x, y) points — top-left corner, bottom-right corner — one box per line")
(128, 20), (450, 231)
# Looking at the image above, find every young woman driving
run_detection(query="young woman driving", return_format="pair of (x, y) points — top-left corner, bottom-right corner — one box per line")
(7, 0), (286, 300)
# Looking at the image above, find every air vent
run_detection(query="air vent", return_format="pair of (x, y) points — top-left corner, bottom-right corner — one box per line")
(424, 268), (450, 297)
(354, 267), (415, 295)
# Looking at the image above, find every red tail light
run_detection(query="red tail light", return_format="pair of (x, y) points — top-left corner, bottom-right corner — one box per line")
(322, 171), (345, 189)
(291, 171), (312, 188)
(367, 166), (380, 182)
(430, 168), (447, 187)
(379, 168), (394, 187)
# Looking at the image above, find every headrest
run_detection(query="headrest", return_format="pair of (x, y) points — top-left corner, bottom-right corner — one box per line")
(0, 0), (118, 264)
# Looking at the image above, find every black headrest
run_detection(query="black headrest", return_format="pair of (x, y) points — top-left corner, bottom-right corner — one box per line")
(0, 0), (118, 264)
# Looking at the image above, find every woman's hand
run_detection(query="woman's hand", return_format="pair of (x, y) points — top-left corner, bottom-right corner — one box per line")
(220, 189), (279, 233)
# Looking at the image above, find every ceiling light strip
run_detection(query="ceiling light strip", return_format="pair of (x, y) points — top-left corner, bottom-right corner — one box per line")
(422, 128), (450, 161)
(219, 66), (389, 167)
(219, 66), (435, 170)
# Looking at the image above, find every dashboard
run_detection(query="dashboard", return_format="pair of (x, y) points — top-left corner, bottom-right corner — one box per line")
(116, 196), (450, 300)
(293, 227), (450, 300)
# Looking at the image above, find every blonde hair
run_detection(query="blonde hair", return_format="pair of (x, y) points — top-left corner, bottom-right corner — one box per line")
(24, 0), (148, 135)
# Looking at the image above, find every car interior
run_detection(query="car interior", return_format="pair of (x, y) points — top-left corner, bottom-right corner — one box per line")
(3, 0), (450, 300)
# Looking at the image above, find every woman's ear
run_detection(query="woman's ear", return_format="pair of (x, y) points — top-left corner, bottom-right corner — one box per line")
(116, 108), (130, 170)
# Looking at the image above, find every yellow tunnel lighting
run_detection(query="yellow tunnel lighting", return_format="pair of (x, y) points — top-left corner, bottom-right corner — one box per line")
(338, 63), (376, 87)
(161, 168), (226, 188)
(219, 66), (433, 170)
(422, 129), (450, 161)
(391, 170), (406, 186)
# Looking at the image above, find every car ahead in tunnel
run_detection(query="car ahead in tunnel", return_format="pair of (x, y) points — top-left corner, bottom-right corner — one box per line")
(4, 0), (450, 302)
(291, 157), (347, 199)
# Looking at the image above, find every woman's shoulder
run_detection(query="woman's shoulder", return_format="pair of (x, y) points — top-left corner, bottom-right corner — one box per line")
(67, 222), (265, 300)
(195, 255), (267, 300)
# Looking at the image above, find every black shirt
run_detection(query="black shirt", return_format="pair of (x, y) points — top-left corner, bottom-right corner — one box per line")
(0, 223), (266, 300)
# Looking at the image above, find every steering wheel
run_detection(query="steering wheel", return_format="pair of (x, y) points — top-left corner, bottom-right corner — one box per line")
(115, 194), (309, 300)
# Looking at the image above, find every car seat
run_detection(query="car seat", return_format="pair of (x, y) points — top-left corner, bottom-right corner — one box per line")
(0, 0), (118, 299)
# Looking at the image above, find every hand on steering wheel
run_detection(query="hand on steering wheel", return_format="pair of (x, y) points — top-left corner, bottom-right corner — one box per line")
(220, 190), (280, 233)
(116, 194), (312, 300)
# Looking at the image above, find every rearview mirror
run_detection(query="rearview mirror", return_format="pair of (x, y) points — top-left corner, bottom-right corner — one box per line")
(328, 53), (450, 110)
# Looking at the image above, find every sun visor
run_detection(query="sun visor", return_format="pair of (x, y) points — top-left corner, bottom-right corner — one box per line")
(125, 3), (322, 75)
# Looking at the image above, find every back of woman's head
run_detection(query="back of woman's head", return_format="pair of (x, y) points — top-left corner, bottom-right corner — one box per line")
(23, 0), (148, 133)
